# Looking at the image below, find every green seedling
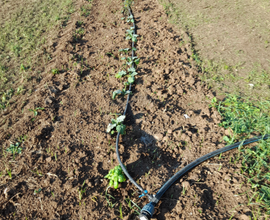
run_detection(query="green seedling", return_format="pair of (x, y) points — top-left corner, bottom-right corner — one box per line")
(20, 64), (27, 72)
(126, 29), (138, 42)
(6, 142), (22, 159)
(127, 56), (140, 66)
(126, 15), (134, 23)
(119, 48), (130, 54)
(29, 107), (44, 117)
(34, 188), (42, 195)
(78, 180), (86, 200)
(16, 86), (24, 95)
(51, 68), (59, 75)
(105, 165), (126, 189)
(115, 70), (127, 78)
(112, 89), (131, 100)
(7, 169), (12, 179)
(106, 115), (126, 135)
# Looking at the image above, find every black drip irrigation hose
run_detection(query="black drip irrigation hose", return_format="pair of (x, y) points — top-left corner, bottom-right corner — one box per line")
(115, 2), (270, 220)
(115, 4), (150, 198)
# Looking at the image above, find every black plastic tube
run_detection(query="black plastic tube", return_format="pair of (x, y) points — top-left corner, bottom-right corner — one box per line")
(115, 3), (148, 196)
(155, 134), (270, 201)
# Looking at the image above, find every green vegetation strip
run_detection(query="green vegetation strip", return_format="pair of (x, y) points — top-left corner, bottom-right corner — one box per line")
(212, 95), (270, 214)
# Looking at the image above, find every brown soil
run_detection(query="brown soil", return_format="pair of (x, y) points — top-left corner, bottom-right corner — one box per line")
(0, 0), (261, 219)
(159, 0), (270, 100)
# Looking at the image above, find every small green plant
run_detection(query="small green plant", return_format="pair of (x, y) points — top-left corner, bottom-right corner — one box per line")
(20, 64), (27, 72)
(51, 68), (59, 75)
(119, 48), (130, 54)
(126, 27), (137, 41)
(34, 188), (42, 195)
(6, 142), (22, 159)
(29, 107), (44, 117)
(126, 15), (134, 23)
(80, 5), (91, 17)
(119, 203), (123, 219)
(121, 56), (140, 67)
(77, 20), (84, 27)
(7, 169), (12, 179)
(78, 180), (86, 201)
(106, 115), (126, 135)
(112, 89), (131, 100)
(105, 165), (126, 189)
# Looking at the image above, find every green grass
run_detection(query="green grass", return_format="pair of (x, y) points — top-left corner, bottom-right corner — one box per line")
(0, 0), (75, 97)
(212, 95), (270, 215)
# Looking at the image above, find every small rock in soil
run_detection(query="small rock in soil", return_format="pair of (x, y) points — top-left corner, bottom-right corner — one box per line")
(182, 181), (190, 188)
(239, 214), (250, 220)
(154, 133), (163, 140)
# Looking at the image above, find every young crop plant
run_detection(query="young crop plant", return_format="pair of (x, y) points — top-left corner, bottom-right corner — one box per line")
(112, 89), (132, 100)
(106, 115), (126, 135)
(78, 180), (86, 201)
(115, 70), (127, 79)
(51, 68), (59, 75)
(126, 15), (134, 23)
(29, 107), (44, 117)
(119, 48), (130, 54)
(105, 165), (126, 189)
(121, 56), (140, 67)
(6, 142), (22, 159)
(126, 28), (138, 42)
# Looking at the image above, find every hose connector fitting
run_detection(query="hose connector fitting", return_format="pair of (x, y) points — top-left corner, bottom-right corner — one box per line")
(138, 202), (156, 220)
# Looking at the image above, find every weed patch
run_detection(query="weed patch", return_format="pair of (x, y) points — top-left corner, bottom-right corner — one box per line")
(212, 95), (270, 213)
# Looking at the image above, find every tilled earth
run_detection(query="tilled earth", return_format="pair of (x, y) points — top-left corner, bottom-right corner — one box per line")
(0, 0), (258, 219)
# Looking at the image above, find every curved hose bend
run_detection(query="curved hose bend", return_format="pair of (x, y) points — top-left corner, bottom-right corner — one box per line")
(155, 134), (270, 201)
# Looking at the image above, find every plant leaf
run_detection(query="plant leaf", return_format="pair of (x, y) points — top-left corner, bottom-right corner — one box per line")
(116, 124), (126, 135)
(106, 123), (116, 133)
(115, 70), (127, 78)
(116, 115), (126, 123)
(128, 76), (135, 84)
(128, 67), (136, 73)
(223, 136), (230, 142)
(112, 90), (122, 99)
(129, 72), (137, 77)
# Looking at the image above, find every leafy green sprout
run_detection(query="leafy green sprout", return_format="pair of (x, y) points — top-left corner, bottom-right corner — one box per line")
(29, 107), (44, 117)
(126, 29), (138, 42)
(51, 68), (59, 75)
(20, 64), (27, 72)
(106, 115), (126, 135)
(6, 142), (22, 159)
(126, 15), (134, 23)
(112, 89), (131, 100)
(121, 56), (140, 67)
(78, 180), (86, 200)
(105, 165), (126, 189)
(119, 48), (130, 54)
(7, 169), (12, 179)
(34, 188), (42, 195)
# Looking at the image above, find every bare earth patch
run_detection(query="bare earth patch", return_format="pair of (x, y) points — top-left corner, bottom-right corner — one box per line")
(0, 0), (267, 219)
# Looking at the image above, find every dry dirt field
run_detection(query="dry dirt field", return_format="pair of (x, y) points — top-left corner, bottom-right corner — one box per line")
(0, 0), (269, 219)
